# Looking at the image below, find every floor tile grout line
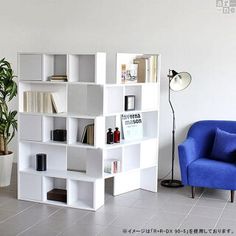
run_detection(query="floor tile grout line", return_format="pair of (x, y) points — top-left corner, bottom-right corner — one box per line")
(16, 207), (63, 236)
(53, 210), (91, 236)
(96, 215), (121, 236)
(213, 195), (230, 229)
(0, 203), (36, 224)
(177, 190), (205, 229)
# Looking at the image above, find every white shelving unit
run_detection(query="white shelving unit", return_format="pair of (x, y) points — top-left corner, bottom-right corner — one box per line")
(18, 52), (161, 211)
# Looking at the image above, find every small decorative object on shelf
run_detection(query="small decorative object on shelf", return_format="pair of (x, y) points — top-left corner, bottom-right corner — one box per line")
(51, 129), (67, 142)
(107, 128), (114, 144)
(104, 159), (121, 174)
(114, 127), (120, 143)
(47, 189), (67, 203)
(121, 64), (138, 83)
(125, 95), (135, 111)
(36, 153), (47, 171)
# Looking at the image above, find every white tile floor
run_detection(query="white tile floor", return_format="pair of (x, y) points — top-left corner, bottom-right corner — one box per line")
(0, 164), (236, 236)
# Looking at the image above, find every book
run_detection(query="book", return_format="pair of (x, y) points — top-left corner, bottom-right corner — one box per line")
(49, 75), (67, 82)
(147, 55), (157, 82)
(152, 55), (157, 82)
(133, 58), (147, 83)
(23, 91), (54, 113)
(23, 91), (36, 112)
(121, 113), (143, 140)
(133, 55), (157, 83)
(23, 91), (30, 112)
(81, 124), (94, 145)
(81, 126), (88, 144)
(104, 159), (121, 174)
(51, 92), (65, 113)
(87, 124), (94, 145)
(43, 92), (53, 113)
(36, 91), (44, 113)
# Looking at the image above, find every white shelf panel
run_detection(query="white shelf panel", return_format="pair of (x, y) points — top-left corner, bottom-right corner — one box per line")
(19, 81), (68, 85)
(20, 169), (98, 182)
(104, 167), (139, 179)
(20, 81), (159, 86)
(19, 81), (105, 86)
(104, 109), (159, 117)
(19, 112), (97, 119)
(103, 165), (157, 179)
(68, 201), (94, 211)
(20, 140), (67, 147)
(68, 142), (96, 149)
(44, 200), (67, 207)
(104, 137), (157, 149)
(105, 82), (159, 87)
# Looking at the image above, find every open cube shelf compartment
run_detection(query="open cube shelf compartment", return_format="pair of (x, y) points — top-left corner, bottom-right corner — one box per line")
(43, 176), (67, 204)
(44, 54), (67, 81)
(18, 142), (67, 172)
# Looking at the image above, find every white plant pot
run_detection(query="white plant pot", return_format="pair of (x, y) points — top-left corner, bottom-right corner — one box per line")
(0, 152), (13, 187)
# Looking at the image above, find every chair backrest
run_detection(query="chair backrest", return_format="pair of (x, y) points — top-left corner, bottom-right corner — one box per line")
(187, 120), (236, 157)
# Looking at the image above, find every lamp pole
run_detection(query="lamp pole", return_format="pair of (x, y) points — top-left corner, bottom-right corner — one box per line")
(160, 70), (184, 188)
(168, 70), (176, 182)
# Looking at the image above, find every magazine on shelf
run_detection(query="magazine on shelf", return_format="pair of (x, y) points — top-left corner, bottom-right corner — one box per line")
(121, 113), (143, 140)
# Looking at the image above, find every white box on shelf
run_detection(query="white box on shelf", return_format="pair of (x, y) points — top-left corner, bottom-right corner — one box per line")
(19, 172), (42, 201)
(19, 114), (42, 141)
(19, 54), (42, 81)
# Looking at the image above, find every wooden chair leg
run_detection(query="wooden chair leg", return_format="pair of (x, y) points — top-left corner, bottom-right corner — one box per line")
(191, 186), (195, 199)
(231, 190), (234, 203)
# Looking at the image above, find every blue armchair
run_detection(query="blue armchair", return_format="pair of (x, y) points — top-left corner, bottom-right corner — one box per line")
(178, 120), (236, 202)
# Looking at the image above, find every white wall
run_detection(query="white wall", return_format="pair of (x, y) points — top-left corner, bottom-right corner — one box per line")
(1, 0), (236, 178)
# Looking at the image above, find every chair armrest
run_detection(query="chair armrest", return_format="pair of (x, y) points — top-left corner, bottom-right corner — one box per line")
(178, 137), (199, 185)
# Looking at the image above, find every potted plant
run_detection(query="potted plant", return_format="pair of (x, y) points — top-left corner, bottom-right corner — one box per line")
(0, 58), (17, 187)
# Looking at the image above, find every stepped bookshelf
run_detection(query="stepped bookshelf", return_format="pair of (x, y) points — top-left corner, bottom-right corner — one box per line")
(18, 52), (161, 210)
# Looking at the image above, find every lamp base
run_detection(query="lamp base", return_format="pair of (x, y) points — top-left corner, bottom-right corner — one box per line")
(160, 179), (184, 188)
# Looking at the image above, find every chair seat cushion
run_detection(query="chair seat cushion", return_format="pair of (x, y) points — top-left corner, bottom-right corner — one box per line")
(211, 128), (236, 163)
(188, 158), (236, 190)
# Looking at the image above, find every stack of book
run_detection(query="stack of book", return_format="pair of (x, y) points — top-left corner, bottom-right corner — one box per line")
(104, 159), (121, 174)
(49, 75), (67, 82)
(81, 124), (94, 145)
(23, 91), (64, 113)
(133, 55), (157, 83)
(121, 55), (157, 84)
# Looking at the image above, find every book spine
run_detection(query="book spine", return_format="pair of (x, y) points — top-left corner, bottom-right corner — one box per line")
(36, 91), (44, 113)
(43, 92), (53, 113)
(31, 91), (36, 113)
(23, 91), (29, 112)
(153, 56), (157, 82)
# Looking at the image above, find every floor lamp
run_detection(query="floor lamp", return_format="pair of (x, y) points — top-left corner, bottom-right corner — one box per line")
(161, 69), (192, 188)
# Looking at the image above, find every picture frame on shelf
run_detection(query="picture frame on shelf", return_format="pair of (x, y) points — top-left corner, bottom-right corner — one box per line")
(125, 95), (135, 111)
